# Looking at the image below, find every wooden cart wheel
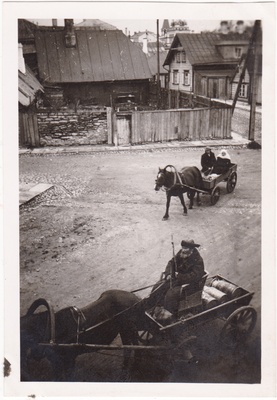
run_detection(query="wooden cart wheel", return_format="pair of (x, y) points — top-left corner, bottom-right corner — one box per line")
(210, 187), (220, 205)
(226, 172), (237, 193)
(219, 306), (257, 347)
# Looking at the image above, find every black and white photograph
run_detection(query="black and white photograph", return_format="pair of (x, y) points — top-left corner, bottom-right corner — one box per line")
(2, 1), (276, 398)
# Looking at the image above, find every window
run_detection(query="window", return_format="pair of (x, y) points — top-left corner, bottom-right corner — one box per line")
(239, 83), (248, 98)
(176, 51), (186, 63)
(173, 70), (179, 84)
(235, 47), (242, 58)
(183, 70), (190, 86)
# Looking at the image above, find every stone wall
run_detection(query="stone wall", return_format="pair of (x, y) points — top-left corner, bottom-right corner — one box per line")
(36, 108), (108, 146)
(231, 105), (262, 144)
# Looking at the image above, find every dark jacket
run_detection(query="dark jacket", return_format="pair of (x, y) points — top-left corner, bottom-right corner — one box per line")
(201, 152), (216, 172)
(165, 248), (205, 286)
(212, 157), (231, 174)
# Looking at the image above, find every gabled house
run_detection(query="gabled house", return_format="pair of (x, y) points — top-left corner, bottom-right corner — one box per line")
(163, 31), (259, 102)
(34, 20), (152, 107)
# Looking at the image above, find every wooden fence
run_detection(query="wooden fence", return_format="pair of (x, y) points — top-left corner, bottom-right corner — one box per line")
(19, 111), (40, 147)
(111, 106), (232, 145)
(130, 107), (232, 144)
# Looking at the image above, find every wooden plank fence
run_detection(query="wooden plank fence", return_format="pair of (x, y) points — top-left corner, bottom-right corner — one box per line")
(19, 111), (40, 147)
(130, 106), (232, 145)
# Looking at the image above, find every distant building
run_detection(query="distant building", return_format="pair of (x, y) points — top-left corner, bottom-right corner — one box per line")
(160, 19), (191, 49)
(147, 51), (169, 88)
(75, 19), (118, 30)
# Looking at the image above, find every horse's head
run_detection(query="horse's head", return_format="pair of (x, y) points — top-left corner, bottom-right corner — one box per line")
(154, 168), (166, 191)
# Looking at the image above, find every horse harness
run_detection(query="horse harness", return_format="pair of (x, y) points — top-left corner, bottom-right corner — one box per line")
(160, 165), (207, 194)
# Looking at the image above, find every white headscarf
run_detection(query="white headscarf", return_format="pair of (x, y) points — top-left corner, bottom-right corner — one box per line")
(217, 149), (231, 160)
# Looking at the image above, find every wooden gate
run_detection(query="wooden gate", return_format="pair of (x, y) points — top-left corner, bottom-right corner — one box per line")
(116, 114), (131, 145)
(19, 111), (40, 147)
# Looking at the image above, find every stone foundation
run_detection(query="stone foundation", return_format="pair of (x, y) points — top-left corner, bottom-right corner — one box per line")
(37, 108), (108, 146)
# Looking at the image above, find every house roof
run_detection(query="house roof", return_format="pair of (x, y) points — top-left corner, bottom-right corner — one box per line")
(19, 65), (44, 106)
(163, 31), (254, 66)
(18, 19), (38, 43)
(131, 31), (156, 39)
(75, 19), (117, 30)
(35, 29), (152, 83)
(147, 52), (168, 75)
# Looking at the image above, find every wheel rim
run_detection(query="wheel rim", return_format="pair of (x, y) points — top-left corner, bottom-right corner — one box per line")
(227, 172), (237, 193)
(220, 306), (257, 347)
(211, 187), (220, 205)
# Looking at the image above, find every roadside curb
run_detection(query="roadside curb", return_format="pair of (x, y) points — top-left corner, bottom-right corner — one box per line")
(19, 132), (250, 156)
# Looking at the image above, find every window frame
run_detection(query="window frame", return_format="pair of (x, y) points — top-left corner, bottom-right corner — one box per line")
(183, 69), (190, 86)
(176, 51), (186, 63)
(173, 69), (179, 85)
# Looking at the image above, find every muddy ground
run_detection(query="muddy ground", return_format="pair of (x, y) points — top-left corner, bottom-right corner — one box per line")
(19, 146), (261, 383)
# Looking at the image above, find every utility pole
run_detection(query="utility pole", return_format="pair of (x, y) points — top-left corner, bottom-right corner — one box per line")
(248, 20), (261, 141)
(157, 19), (161, 109)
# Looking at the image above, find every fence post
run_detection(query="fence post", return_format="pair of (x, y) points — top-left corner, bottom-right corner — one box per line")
(106, 107), (113, 144)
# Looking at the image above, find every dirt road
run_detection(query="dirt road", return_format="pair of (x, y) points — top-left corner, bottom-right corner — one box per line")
(19, 146), (261, 383)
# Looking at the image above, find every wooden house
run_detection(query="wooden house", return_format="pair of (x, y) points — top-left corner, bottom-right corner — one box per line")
(34, 20), (152, 107)
(163, 31), (261, 102)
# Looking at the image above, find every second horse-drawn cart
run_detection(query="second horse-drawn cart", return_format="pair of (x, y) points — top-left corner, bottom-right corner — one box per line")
(22, 271), (257, 381)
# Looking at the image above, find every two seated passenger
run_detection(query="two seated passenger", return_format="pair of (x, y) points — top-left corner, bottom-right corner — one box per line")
(201, 148), (231, 176)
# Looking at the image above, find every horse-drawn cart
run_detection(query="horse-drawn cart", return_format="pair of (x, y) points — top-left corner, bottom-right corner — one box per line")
(201, 163), (238, 205)
(155, 163), (238, 219)
(21, 272), (257, 381)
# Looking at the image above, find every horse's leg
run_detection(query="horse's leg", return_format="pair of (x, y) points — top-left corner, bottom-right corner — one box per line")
(163, 194), (171, 220)
(119, 327), (139, 382)
(188, 190), (195, 209)
(179, 193), (188, 215)
(197, 191), (202, 206)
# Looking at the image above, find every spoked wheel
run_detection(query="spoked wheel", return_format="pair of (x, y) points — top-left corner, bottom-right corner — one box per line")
(226, 172), (237, 193)
(219, 306), (257, 348)
(210, 186), (220, 205)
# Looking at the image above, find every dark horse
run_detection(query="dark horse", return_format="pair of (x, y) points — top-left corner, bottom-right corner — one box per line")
(154, 165), (203, 220)
(20, 290), (141, 381)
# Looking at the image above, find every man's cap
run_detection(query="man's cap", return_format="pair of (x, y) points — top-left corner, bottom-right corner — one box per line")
(181, 239), (200, 248)
(205, 146), (212, 151)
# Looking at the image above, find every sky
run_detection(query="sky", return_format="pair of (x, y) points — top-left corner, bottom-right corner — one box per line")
(28, 19), (222, 35)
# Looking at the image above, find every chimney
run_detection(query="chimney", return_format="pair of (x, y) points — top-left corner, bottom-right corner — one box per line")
(125, 28), (127, 35)
(236, 20), (245, 34)
(64, 19), (76, 48)
(18, 43), (26, 74)
(52, 19), (58, 27)
(220, 21), (229, 34)
(142, 35), (148, 54)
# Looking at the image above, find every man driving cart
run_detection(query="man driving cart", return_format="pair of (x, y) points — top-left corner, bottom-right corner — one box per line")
(156, 239), (205, 316)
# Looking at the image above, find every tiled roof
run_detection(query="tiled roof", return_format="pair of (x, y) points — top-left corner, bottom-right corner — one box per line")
(35, 29), (152, 83)
(19, 65), (44, 106)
